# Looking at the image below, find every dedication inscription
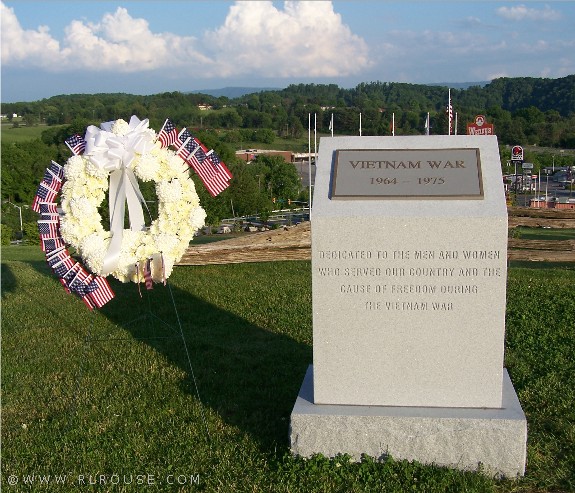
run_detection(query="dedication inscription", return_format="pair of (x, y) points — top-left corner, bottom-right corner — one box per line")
(331, 148), (483, 199)
(317, 246), (503, 314)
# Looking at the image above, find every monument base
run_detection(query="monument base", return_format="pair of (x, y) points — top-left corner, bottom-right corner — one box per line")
(289, 366), (527, 478)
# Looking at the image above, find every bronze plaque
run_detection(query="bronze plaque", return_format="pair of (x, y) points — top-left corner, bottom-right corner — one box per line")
(331, 148), (483, 199)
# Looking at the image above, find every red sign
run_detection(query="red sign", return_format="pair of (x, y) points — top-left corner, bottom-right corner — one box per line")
(467, 114), (494, 136)
(511, 145), (524, 161)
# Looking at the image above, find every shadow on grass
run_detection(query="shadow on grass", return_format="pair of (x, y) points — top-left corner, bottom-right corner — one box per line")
(98, 274), (312, 450)
(0, 264), (18, 296)
(508, 260), (575, 270)
(16, 256), (312, 453)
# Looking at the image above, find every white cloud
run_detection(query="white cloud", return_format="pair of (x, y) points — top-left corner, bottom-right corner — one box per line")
(496, 4), (561, 22)
(1, 2), (63, 67)
(1, 2), (207, 72)
(203, 1), (371, 77)
(1, 1), (371, 79)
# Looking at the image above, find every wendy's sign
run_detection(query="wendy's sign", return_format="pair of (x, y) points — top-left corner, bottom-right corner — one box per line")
(467, 115), (494, 136)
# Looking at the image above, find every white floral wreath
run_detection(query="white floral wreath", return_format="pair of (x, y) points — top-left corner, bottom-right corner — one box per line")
(59, 116), (206, 284)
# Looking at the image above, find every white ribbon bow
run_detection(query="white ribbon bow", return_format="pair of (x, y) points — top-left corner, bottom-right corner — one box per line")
(84, 116), (156, 276)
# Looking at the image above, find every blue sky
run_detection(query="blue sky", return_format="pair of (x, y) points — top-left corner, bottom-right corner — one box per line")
(2, 1), (574, 102)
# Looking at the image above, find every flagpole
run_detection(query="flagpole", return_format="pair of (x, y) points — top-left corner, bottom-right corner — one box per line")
(308, 113), (312, 210)
(392, 113), (395, 136)
(330, 113), (334, 137)
(425, 112), (430, 136)
(448, 88), (452, 136)
(359, 113), (362, 136)
(311, 113), (317, 209)
(455, 112), (458, 135)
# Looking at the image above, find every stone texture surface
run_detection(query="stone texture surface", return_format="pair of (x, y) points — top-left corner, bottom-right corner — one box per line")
(311, 136), (509, 408)
(290, 366), (527, 478)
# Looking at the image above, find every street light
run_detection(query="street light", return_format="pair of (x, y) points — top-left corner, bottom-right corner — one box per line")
(5, 201), (28, 239)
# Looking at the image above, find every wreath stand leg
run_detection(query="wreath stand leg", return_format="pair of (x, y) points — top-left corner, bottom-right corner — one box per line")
(71, 283), (210, 442)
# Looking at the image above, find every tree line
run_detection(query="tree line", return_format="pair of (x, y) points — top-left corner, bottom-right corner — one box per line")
(3, 75), (575, 147)
(2, 75), (574, 243)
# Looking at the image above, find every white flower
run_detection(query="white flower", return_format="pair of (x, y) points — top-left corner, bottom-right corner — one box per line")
(85, 159), (110, 179)
(64, 156), (88, 180)
(70, 197), (96, 217)
(133, 152), (159, 182)
(111, 119), (130, 136)
(156, 179), (182, 203)
(79, 233), (107, 274)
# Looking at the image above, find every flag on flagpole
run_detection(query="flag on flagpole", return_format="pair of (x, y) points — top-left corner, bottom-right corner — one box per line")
(68, 267), (96, 309)
(65, 134), (86, 155)
(40, 237), (66, 252)
(42, 168), (62, 190)
(49, 161), (64, 180)
(207, 150), (233, 180)
(39, 203), (59, 214)
(173, 128), (193, 160)
(86, 276), (115, 308)
(329, 113), (334, 137)
(186, 140), (232, 197)
(157, 118), (178, 147)
(32, 182), (59, 212)
(144, 258), (153, 290)
(447, 89), (453, 135)
(38, 220), (60, 238)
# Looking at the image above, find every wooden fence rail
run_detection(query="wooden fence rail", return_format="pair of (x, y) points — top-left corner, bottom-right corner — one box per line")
(177, 208), (575, 266)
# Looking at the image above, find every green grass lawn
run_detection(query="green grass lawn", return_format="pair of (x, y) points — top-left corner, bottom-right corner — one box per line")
(2, 246), (574, 492)
(1, 124), (59, 144)
(513, 227), (575, 242)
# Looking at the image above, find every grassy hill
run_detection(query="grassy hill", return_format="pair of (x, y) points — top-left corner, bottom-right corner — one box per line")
(2, 245), (574, 492)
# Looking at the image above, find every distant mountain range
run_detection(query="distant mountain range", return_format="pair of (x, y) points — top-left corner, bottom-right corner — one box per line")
(189, 82), (490, 99)
(429, 82), (490, 89)
(189, 87), (282, 98)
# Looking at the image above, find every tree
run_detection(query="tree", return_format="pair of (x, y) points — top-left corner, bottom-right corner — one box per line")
(256, 155), (301, 202)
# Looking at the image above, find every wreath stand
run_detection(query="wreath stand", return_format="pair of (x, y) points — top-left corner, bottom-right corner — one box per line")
(72, 281), (211, 441)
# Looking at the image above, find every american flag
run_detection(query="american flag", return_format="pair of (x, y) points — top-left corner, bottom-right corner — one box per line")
(175, 138), (194, 161)
(39, 203), (59, 214)
(40, 213), (60, 222)
(32, 185), (58, 212)
(177, 127), (193, 143)
(144, 258), (154, 290)
(173, 128), (195, 159)
(49, 161), (64, 180)
(157, 119), (178, 147)
(41, 237), (65, 252)
(37, 220), (60, 238)
(59, 277), (71, 294)
(188, 163), (231, 196)
(206, 150), (233, 180)
(46, 246), (68, 264)
(65, 134), (86, 155)
(52, 257), (77, 279)
(43, 168), (63, 190)
(447, 89), (453, 135)
(188, 147), (232, 197)
(68, 266), (87, 293)
(86, 276), (115, 308)
(186, 140), (208, 168)
(69, 267), (95, 309)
